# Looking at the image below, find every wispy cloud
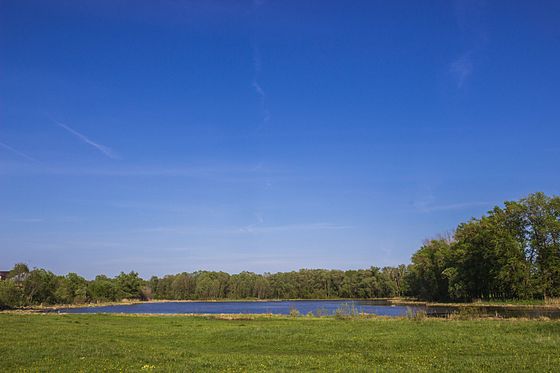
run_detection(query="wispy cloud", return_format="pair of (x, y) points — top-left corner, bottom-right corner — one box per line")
(414, 198), (489, 213)
(412, 186), (490, 213)
(252, 79), (266, 98)
(240, 211), (265, 233)
(449, 0), (487, 89)
(94, 251), (313, 276)
(0, 161), (290, 188)
(138, 222), (352, 235)
(52, 119), (118, 159)
(428, 201), (489, 212)
(239, 222), (352, 234)
(450, 52), (473, 88)
(8, 218), (43, 223)
(251, 0), (270, 127)
(252, 45), (271, 125)
(0, 141), (36, 162)
(237, 212), (351, 235)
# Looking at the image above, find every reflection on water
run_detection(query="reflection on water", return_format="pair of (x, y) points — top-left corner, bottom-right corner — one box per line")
(57, 300), (560, 319)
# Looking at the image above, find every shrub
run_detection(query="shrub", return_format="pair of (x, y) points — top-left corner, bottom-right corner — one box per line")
(334, 302), (360, 320)
(314, 307), (327, 317)
(544, 297), (560, 306)
(0, 280), (24, 309)
(406, 307), (427, 321)
(450, 306), (486, 320)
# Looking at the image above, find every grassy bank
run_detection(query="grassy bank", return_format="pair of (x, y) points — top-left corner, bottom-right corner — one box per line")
(1, 314), (559, 371)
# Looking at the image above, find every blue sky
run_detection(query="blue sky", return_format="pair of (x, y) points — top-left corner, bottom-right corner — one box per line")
(1, 0), (559, 278)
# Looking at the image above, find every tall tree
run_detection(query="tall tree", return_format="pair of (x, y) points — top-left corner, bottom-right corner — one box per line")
(407, 239), (452, 301)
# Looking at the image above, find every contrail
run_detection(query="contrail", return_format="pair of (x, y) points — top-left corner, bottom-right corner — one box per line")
(251, 1), (271, 128)
(52, 119), (118, 159)
(252, 45), (271, 125)
(0, 141), (36, 162)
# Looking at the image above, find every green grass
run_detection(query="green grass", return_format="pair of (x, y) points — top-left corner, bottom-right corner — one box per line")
(1, 314), (559, 372)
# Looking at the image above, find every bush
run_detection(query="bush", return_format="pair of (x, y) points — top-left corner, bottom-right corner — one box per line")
(0, 280), (24, 309)
(406, 307), (427, 321)
(450, 307), (486, 320)
(314, 307), (327, 317)
(544, 297), (560, 306)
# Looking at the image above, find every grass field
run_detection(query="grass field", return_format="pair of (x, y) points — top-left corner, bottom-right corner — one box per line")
(1, 314), (559, 372)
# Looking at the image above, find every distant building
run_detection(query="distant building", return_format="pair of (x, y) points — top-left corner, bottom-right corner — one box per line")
(0, 271), (9, 280)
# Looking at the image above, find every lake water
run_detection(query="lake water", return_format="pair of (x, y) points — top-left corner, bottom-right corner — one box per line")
(58, 300), (560, 319)
(59, 300), (417, 316)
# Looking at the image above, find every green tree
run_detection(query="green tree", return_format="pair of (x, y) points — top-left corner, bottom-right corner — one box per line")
(22, 269), (58, 305)
(407, 238), (452, 301)
(56, 273), (89, 304)
(8, 263), (29, 282)
(115, 271), (144, 300)
(194, 271), (229, 299)
(523, 192), (560, 297)
(382, 265), (408, 297)
(88, 275), (118, 302)
(0, 280), (24, 309)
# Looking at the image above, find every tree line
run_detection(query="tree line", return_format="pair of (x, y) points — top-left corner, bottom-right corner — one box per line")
(148, 266), (407, 301)
(0, 264), (407, 308)
(1, 192), (558, 308)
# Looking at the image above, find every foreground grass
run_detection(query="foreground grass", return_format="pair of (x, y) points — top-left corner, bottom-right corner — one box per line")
(1, 314), (559, 372)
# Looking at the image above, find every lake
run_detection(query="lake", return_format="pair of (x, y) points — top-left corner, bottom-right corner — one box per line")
(60, 300), (416, 316)
(57, 300), (560, 318)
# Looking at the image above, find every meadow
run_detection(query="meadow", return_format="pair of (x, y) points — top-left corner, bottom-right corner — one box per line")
(1, 314), (559, 372)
